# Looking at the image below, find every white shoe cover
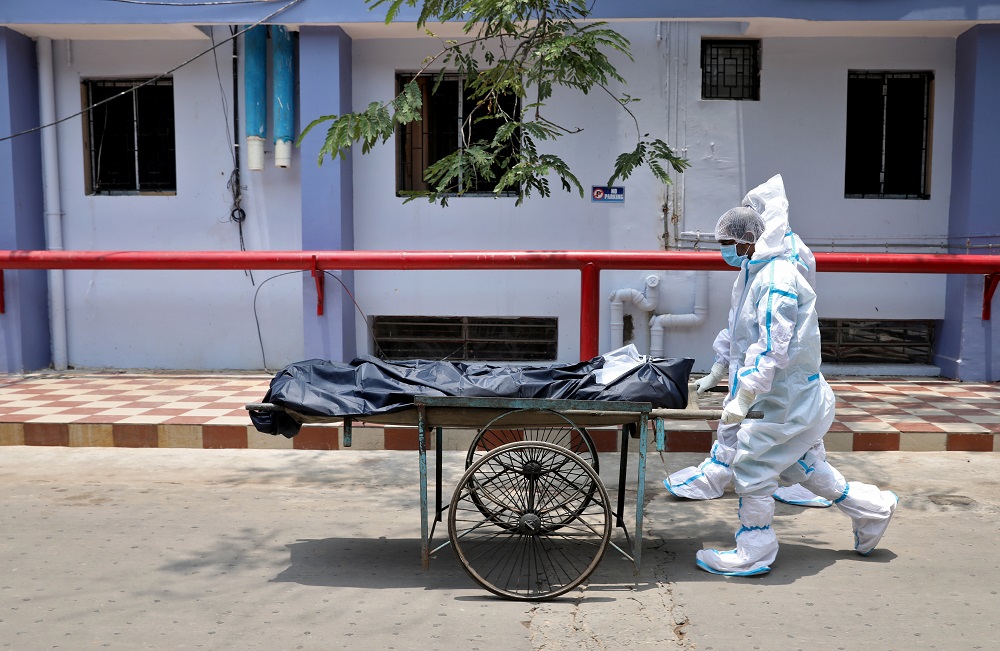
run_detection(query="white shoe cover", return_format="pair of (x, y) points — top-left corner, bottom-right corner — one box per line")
(695, 495), (777, 577)
(773, 484), (832, 508)
(844, 487), (899, 555)
(664, 442), (734, 500)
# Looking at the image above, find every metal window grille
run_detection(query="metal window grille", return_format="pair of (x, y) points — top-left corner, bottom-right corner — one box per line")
(701, 40), (760, 100)
(819, 319), (935, 364)
(84, 78), (176, 195)
(395, 73), (520, 195)
(845, 70), (933, 200)
(372, 316), (558, 361)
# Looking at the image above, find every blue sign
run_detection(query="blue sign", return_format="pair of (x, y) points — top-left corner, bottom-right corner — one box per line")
(591, 186), (625, 202)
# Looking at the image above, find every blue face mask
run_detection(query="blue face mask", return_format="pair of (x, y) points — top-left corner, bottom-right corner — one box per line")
(720, 244), (747, 268)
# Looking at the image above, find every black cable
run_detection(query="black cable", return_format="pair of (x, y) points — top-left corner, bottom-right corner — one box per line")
(324, 270), (387, 359)
(252, 270), (385, 371)
(0, 0), (305, 143)
(212, 25), (254, 284)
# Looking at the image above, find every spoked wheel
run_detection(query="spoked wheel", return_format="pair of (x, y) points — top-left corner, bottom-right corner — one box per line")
(465, 410), (599, 472)
(448, 441), (612, 601)
(465, 410), (599, 530)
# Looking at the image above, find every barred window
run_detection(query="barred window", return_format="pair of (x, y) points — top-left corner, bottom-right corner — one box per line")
(845, 70), (933, 199)
(396, 73), (520, 196)
(82, 78), (176, 195)
(701, 40), (761, 101)
(372, 316), (557, 362)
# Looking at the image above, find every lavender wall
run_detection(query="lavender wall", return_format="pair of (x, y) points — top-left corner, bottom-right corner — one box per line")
(0, 28), (51, 372)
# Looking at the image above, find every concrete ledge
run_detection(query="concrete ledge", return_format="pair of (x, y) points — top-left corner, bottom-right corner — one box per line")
(0, 422), (995, 452)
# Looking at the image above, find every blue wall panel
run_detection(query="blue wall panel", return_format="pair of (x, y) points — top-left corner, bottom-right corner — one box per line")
(298, 26), (356, 362)
(0, 28), (51, 372)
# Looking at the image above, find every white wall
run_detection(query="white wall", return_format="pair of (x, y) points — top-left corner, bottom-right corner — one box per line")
(43, 23), (959, 371)
(351, 23), (957, 372)
(51, 31), (304, 369)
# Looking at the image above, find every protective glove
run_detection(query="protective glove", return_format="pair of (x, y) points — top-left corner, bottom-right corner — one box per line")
(695, 362), (728, 395)
(721, 388), (757, 425)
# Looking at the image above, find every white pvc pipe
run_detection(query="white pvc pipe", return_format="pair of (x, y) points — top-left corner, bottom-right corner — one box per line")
(608, 274), (660, 349)
(648, 271), (709, 357)
(36, 37), (68, 370)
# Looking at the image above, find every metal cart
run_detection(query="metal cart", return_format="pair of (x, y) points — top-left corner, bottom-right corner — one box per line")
(248, 395), (718, 600)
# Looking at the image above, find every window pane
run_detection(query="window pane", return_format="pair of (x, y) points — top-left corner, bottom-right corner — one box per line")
(844, 74), (886, 196)
(136, 84), (176, 192)
(90, 83), (138, 192)
(883, 75), (928, 197)
(845, 71), (932, 199)
(462, 88), (520, 192)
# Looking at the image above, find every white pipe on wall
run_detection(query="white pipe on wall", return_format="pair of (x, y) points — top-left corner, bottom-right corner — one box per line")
(608, 274), (660, 349)
(648, 271), (709, 357)
(36, 37), (68, 370)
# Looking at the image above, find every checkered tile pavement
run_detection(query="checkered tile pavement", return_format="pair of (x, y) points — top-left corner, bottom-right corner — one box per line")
(667, 377), (1000, 453)
(0, 371), (997, 452)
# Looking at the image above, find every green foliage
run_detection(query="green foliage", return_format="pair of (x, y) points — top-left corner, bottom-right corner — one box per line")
(300, 0), (689, 205)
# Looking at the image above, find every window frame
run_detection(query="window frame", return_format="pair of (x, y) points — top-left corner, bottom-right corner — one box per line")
(395, 72), (520, 197)
(700, 39), (761, 101)
(82, 77), (177, 196)
(844, 70), (934, 200)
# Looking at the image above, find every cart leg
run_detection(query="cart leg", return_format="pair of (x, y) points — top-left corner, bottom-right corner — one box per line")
(436, 426), (443, 522)
(617, 424), (630, 528)
(418, 405), (430, 570)
(634, 413), (648, 575)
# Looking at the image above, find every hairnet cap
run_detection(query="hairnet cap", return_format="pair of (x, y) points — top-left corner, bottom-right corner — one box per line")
(715, 206), (765, 244)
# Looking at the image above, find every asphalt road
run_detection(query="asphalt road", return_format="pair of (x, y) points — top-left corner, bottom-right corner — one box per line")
(1, 446), (997, 650)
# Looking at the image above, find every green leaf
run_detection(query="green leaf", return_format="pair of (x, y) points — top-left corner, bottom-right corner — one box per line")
(307, 0), (692, 206)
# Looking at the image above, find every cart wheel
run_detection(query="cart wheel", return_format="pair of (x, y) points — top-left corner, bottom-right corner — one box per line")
(465, 410), (599, 473)
(465, 410), (599, 530)
(449, 441), (612, 600)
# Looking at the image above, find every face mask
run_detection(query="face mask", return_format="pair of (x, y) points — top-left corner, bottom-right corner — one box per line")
(720, 244), (746, 268)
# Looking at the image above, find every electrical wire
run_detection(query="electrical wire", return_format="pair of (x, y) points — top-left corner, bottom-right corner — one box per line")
(0, 0), (305, 144)
(252, 270), (385, 371)
(210, 25), (254, 284)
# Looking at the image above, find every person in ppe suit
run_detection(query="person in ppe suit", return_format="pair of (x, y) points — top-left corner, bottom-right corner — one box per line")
(689, 174), (898, 576)
(665, 175), (831, 509)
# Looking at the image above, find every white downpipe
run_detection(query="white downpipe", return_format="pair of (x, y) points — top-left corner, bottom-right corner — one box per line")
(648, 271), (709, 357)
(608, 275), (660, 349)
(36, 37), (68, 370)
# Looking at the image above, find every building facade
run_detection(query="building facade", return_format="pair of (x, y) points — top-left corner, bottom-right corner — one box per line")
(1, 1), (998, 379)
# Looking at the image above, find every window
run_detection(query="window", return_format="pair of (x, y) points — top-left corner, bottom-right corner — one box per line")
(820, 319), (934, 364)
(372, 316), (557, 361)
(396, 73), (520, 195)
(701, 40), (761, 100)
(845, 71), (933, 199)
(83, 78), (176, 195)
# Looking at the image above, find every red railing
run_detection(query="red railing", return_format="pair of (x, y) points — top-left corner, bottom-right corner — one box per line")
(1, 249), (998, 359)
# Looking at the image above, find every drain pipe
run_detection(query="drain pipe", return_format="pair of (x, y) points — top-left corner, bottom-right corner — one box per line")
(649, 271), (709, 357)
(271, 25), (294, 168)
(36, 37), (68, 370)
(608, 274), (660, 349)
(244, 25), (267, 171)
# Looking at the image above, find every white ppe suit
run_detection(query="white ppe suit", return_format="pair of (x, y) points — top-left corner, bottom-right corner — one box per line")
(687, 174), (898, 576)
(665, 176), (831, 507)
